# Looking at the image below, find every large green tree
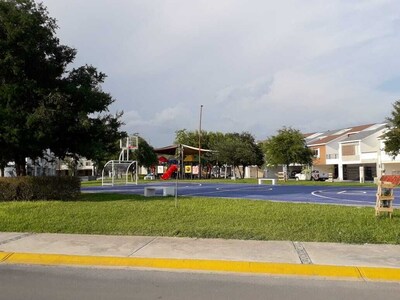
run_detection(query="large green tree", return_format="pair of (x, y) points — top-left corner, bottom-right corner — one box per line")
(0, 0), (124, 175)
(174, 128), (214, 150)
(175, 129), (196, 146)
(383, 100), (400, 157)
(174, 129), (264, 178)
(174, 129), (219, 165)
(213, 132), (264, 178)
(262, 127), (313, 172)
(132, 137), (158, 170)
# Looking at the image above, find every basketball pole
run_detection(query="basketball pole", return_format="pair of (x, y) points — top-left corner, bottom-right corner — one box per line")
(134, 134), (139, 185)
(198, 104), (203, 179)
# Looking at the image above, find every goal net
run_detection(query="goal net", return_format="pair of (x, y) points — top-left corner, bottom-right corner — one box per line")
(101, 160), (138, 186)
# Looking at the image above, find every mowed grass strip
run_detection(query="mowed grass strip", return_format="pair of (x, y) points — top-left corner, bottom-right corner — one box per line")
(0, 193), (399, 244)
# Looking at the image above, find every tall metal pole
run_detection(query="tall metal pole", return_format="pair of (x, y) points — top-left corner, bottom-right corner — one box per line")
(135, 134), (139, 185)
(198, 104), (203, 179)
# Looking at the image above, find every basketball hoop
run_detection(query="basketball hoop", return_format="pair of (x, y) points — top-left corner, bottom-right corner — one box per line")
(119, 134), (139, 161)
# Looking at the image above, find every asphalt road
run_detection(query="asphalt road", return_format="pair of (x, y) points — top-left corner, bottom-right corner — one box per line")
(2, 264), (400, 300)
(81, 182), (398, 207)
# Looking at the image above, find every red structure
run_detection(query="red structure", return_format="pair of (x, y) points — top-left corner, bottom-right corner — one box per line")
(380, 175), (400, 185)
(161, 165), (178, 180)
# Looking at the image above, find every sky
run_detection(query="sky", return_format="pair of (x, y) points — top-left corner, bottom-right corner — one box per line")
(42, 0), (400, 147)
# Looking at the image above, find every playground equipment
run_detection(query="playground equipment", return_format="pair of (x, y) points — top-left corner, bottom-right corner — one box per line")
(161, 164), (178, 180)
(101, 135), (139, 186)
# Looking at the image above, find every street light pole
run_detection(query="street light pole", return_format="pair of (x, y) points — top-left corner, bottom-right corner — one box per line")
(198, 104), (203, 179)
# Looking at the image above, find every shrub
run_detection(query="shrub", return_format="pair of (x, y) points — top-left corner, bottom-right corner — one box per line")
(0, 176), (81, 201)
(0, 180), (18, 201)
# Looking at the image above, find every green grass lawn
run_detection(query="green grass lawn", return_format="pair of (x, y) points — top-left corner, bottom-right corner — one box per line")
(1, 193), (398, 244)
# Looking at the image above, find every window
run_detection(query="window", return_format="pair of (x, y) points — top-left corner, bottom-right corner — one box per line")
(342, 144), (357, 156)
(312, 149), (320, 158)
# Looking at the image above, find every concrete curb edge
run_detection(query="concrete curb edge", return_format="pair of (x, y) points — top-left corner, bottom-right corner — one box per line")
(1, 252), (400, 282)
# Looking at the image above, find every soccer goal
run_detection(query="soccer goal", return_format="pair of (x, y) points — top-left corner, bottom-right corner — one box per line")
(101, 160), (138, 186)
(101, 134), (140, 186)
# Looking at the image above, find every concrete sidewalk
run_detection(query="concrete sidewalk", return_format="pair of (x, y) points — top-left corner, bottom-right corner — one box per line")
(1, 232), (400, 282)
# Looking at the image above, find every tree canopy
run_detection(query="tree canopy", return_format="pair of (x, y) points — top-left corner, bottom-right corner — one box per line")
(383, 100), (400, 157)
(131, 137), (158, 170)
(174, 129), (264, 178)
(174, 129), (220, 165)
(261, 127), (313, 171)
(213, 132), (264, 177)
(0, 0), (125, 175)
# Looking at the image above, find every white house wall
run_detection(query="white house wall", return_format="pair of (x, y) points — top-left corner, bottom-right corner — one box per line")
(383, 163), (400, 175)
(325, 144), (339, 162)
(378, 139), (400, 176)
(360, 133), (380, 164)
(381, 153), (399, 162)
(325, 134), (357, 165)
(361, 152), (377, 163)
(361, 130), (385, 153)
(338, 137), (379, 180)
(340, 142), (361, 163)
(380, 153), (400, 175)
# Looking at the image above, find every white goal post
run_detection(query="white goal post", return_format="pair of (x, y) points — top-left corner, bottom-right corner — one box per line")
(101, 160), (138, 186)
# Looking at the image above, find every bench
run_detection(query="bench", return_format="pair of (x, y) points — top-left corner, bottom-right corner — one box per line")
(258, 178), (277, 185)
(144, 186), (176, 197)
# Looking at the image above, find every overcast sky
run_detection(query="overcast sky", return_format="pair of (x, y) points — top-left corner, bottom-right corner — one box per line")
(42, 0), (400, 147)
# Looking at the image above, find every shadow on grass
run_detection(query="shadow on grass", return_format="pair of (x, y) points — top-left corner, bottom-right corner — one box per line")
(374, 212), (400, 220)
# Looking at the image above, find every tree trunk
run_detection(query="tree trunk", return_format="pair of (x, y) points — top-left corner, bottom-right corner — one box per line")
(15, 157), (27, 176)
(0, 162), (6, 177)
(236, 165), (242, 178)
(285, 163), (289, 181)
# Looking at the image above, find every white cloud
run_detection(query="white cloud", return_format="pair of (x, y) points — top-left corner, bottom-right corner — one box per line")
(122, 105), (195, 146)
(42, 0), (400, 146)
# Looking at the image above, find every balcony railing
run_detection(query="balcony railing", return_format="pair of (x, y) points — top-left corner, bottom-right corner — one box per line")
(342, 155), (360, 161)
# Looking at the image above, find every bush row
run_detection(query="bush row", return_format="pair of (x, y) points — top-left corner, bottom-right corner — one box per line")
(0, 176), (81, 201)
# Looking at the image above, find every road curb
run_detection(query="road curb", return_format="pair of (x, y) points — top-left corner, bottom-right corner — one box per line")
(1, 252), (400, 282)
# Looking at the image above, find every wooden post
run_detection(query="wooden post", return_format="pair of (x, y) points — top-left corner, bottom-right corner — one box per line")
(375, 181), (395, 218)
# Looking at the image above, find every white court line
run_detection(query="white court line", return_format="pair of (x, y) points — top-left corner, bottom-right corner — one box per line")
(311, 190), (376, 205)
(179, 184), (273, 196)
(338, 190), (367, 195)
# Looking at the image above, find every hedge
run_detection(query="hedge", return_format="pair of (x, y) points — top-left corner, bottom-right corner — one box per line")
(0, 176), (81, 201)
